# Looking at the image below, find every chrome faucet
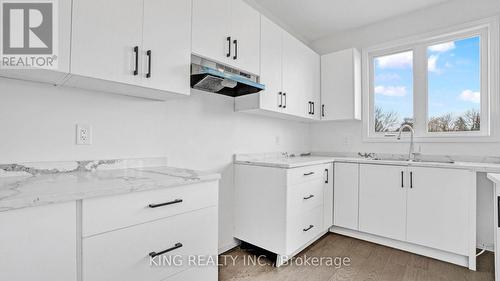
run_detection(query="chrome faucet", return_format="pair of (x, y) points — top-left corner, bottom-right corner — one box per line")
(396, 124), (416, 161)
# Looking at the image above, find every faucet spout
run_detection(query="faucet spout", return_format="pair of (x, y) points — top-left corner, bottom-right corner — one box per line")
(396, 124), (415, 161)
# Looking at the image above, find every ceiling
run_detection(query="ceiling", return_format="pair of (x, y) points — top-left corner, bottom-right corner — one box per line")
(250, 0), (453, 42)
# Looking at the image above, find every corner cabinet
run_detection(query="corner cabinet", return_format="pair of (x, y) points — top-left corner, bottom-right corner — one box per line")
(235, 16), (320, 121)
(320, 48), (361, 121)
(192, 0), (260, 75)
(67, 0), (192, 100)
(334, 163), (476, 270)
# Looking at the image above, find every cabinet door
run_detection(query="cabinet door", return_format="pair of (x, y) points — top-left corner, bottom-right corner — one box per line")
(359, 164), (407, 241)
(0, 202), (77, 281)
(229, 0), (260, 75)
(306, 48), (321, 120)
(259, 16), (283, 112)
(321, 48), (361, 121)
(192, 0), (231, 65)
(406, 167), (471, 255)
(333, 163), (359, 230)
(323, 163), (334, 230)
(142, 0), (191, 95)
(282, 33), (309, 118)
(71, 0), (143, 85)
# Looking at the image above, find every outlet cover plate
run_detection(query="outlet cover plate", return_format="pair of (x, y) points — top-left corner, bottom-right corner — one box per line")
(76, 124), (92, 145)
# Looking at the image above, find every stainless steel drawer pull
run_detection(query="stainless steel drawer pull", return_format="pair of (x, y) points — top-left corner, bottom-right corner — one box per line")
(149, 243), (183, 258)
(303, 225), (314, 232)
(303, 172), (315, 176)
(148, 199), (183, 208)
(303, 195), (314, 200)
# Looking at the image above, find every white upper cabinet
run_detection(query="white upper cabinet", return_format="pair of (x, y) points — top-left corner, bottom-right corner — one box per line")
(321, 48), (361, 121)
(0, 0), (72, 85)
(141, 0), (192, 95)
(258, 16), (284, 112)
(68, 0), (191, 99)
(192, 0), (231, 65)
(71, 0), (144, 85)
(192, 0), (260, 75)
(235, 16), (320, 121)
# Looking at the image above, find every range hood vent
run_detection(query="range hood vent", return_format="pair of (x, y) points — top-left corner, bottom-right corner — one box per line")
(191, 55), (265, 97)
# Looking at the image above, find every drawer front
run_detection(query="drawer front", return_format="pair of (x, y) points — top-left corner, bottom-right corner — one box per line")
(286, 206), (323, 255)
(162, 266), (217, 281)
(287, 164), (329, 185)
(287, 178), (324, 216)
(83, 207), (218, 281)
(83, 180), (218, 236)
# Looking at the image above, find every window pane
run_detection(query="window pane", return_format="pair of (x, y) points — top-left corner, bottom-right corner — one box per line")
(374, 51), (414, 132)
(427, 37), (481, 132)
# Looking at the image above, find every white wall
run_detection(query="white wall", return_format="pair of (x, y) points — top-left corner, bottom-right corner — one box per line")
(0, 78), (310, 252)
(310, 0), (500, 250)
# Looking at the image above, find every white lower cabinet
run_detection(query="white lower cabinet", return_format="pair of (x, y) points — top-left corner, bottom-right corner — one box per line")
(406, 166), (471, 255)
(0, 202), (77, 281)
(359, 164), (407, 241)
(82, 180), (219, 281)
(333, 162), (359, 230)
(234, 162), (333, 266)
(337, 163), (475, 269)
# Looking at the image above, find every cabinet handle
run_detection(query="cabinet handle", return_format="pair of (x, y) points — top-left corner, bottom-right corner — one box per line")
(498, 197), (500, 227)
(303, 194), (314, 200)
(325, 168), (329, 183)
(308, 101), (312, 114)
(233, 39), (238, 60)
(322, 105), (325, 117)
(278, 92), (282, 108)
(303, 225), (314, 232)
(303, 172), (314, 176)
(148, 199), (183, 208)
(312, 102), (315, 115)
(146, 50), (152, 78)
(283, 93), (287, 108)
(133, 46), (139, 76)
(401, 171), (404, 188)
(410, 172), (413, 188)
(149, 243), (183, 258)
(226, 36), (231, 57)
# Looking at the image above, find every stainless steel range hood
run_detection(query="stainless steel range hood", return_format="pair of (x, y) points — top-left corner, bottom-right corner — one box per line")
(190, 55), (265, 97)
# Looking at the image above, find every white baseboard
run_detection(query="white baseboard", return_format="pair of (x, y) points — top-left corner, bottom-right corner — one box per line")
(330, 226), (473, 270)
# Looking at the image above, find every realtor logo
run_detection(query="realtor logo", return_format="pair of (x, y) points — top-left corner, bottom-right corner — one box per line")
(1, 0), (58, 69)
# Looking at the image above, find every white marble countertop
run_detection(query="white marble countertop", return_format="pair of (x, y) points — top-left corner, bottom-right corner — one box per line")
(0, 166), (220, 212)
(235, 153), (500, 172)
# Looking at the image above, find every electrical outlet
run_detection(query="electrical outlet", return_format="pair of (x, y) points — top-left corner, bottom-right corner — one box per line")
(76, 124), (92, 145)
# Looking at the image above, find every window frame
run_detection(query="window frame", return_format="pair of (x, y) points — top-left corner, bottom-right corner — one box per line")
(362, 17), (499, 143)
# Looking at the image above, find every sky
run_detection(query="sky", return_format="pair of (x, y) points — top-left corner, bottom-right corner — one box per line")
(374, 36), (481, 123)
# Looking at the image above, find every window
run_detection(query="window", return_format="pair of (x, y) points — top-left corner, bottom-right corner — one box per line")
(364, 18), (497, 141)
(427, 37), (481, 133)
(374, 51), (414, 132)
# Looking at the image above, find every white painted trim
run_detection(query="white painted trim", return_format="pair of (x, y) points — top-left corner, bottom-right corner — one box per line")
(218, 240), (240, 255)
(362, 16), (500, 143)
(330, 226), (472, 269)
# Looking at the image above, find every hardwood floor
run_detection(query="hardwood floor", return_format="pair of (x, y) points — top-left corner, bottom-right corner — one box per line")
(219, 233), (494, 281)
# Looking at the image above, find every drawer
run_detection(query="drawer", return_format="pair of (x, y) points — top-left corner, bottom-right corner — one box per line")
(162, 266), (217, 281)
(287, 178), (324, 216)
(286, 164), (329, 185)
(286, 206), (323, 255)
(83, 206), (218, 281)
(82, 180), (218, 237)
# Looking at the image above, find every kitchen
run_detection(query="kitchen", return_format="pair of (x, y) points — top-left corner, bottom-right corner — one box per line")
(1, 0), (500, 280)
